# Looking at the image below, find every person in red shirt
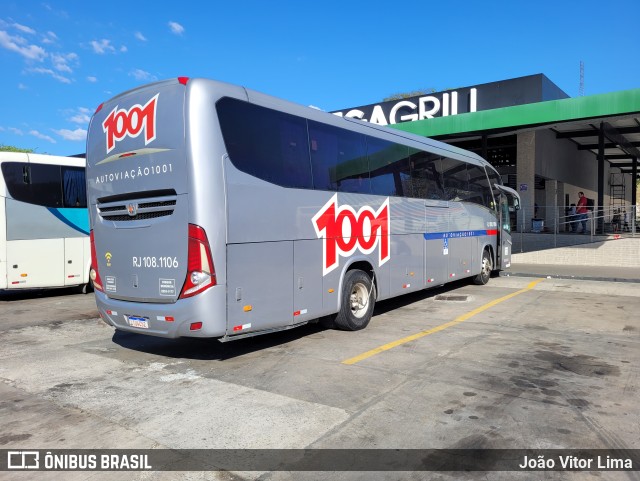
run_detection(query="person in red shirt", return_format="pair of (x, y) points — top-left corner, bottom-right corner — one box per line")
(576, 191), (588, 233)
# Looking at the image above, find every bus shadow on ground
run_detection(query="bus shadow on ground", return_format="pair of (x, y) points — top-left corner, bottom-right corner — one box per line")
(110, 278), (474, 361)
(0, 287), (85, 301)
(111, 322), (328, 361)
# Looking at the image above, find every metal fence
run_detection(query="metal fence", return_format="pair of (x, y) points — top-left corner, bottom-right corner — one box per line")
(513, 204), (638, 253)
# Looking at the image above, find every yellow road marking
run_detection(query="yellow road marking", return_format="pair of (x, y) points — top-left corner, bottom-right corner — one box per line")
(342, 278), (545, 365)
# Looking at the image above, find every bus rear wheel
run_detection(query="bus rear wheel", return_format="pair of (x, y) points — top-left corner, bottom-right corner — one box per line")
(74, 278), (94, 295)
(82, 279), (94, 294)
(473, 249), (492, 285)
(334, 269), (375, 331)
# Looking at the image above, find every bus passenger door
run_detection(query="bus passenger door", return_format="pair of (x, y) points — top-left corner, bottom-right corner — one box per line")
(424, 202), (448, 286)
(227, 242), (294, 335)
(494, 185), (520, 270)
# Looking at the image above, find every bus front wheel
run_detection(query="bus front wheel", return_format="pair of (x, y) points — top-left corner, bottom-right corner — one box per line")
(473, 249), (492, 285)
(334, 269), (375, 331)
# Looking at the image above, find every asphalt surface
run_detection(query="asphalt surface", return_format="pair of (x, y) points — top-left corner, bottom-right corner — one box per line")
(0, 275), (639, 480)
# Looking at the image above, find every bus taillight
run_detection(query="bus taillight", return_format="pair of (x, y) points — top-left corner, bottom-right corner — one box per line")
(89, 230), (104, 292)
(179, 224), (216, 299)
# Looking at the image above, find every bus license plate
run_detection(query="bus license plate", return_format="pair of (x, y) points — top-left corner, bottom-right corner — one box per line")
(127, 316), (149, 329)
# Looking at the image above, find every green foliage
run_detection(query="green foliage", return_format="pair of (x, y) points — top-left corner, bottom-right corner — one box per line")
(0, 144), (34, 153)
(382, 89), (436, 102)
(382, 87), (462, 102)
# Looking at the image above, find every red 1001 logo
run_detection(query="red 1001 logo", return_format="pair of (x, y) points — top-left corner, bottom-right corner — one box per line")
(312, 194), (390, 276)
(102, 94), (159, 153)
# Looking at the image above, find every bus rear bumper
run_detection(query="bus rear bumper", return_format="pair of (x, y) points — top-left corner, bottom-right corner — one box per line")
(95, 285), (227, 338)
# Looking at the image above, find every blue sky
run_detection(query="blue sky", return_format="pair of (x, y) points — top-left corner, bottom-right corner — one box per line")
(1, 0), (639, 156)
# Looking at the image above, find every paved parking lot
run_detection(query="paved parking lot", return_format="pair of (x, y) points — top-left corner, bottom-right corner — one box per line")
(0, 276), (639, 480)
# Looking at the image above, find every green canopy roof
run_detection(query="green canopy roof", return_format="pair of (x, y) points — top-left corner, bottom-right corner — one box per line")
(388, 88), (640, 137)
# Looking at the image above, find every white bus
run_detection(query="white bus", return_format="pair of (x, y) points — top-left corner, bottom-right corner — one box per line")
(86, 77), (520, 341)
(0, 152), (91, 292)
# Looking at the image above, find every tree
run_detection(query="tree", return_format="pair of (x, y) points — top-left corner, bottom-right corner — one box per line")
(382, 87), (460, 102)
(382, 89), (436, 102)
(0, 144), (34, 153)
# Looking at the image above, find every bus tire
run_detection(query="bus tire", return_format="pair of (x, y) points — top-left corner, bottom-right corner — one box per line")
(318, 316), (335, 329)
(81, 272), (94, 294)
(334, 269), (375, 331)
(473, 249), (492, 285)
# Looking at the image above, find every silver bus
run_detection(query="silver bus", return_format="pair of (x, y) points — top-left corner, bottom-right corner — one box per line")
(86, 77), (520, 341)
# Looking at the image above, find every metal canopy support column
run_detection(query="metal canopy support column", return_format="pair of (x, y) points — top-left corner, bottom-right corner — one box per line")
(602, 122), (640, 224)
(633, 157), (638, 236)
(597, 123), (605, 234)
(633, 157), (638, 205)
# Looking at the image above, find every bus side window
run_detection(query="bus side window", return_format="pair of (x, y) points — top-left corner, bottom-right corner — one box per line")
(409, 150), (444, 200)
(486, 168), (502, 211)
(1, 162), (31, 202)
(367, 137), (412, 197)
(278, 117), (312, 189)
(467, 164), (493, 209)
(441, 157), (469, 202)
(29, 164), (63, 207)
(309, 121), (369, 194)
(309, 123), (336, 191)
(217, 97), (312, 190)
(62, 167), (87, 208)
(1, 162), (63, 207)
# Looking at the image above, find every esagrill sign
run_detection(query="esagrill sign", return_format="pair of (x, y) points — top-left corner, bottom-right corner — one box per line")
(333, 89), (477, 126)
(331, 74), (570, 127)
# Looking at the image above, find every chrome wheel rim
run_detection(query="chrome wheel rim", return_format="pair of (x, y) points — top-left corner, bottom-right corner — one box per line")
(350, 282), (369, 319)
(482, 255), (492, 277)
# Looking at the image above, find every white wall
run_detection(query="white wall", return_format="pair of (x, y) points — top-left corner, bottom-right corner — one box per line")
(533, 129), (632, 223)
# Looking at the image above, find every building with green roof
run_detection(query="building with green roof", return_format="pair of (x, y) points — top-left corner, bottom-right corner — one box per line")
(333, 74), (639, 232)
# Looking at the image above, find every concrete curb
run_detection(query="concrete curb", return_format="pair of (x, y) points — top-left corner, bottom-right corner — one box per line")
(500, 270), (640, 284)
